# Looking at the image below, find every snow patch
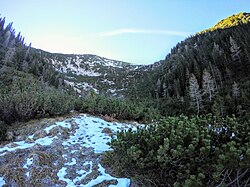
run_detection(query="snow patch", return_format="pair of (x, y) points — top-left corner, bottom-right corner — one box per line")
(51, 57), (102, 76)
(101, 79), (115, 85)
(83, 163), (130, 187)
(0, 114), (137, 186)
(62, 115), (133, 153)
(65, 158), (77, 166)
(0, 122), (72, 156)
(64, 81), (99, 94)
(57, 167), (72, 185)
(0, 177), (6, 186)
(44, 121), (71, 134)
(57, 161), (130, 187)
(0, 136), (55, 156)
(73, 161), (93, 184)
(24, 157), (33, 177)
(24, 157), (33, 169)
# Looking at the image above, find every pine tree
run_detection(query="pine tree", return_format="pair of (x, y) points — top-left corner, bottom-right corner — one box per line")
(232, 81), (240, 99)
(202, 69), (215, 101)
(4, 47), (16, 65)
(163, 82), (167, 98)
(189, 74), (202, 114)
(25, 43), (31, 59)
(0, 17), (5, 31)
(174, 79), (181, 98)
(214, 66), (223, 89)
(3, 30), (11, 47)
(155, 78), (161, 99)
(229, 36), (241, 62)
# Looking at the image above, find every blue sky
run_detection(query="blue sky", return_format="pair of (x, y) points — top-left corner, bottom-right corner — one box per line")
(1, 0), (250, 64)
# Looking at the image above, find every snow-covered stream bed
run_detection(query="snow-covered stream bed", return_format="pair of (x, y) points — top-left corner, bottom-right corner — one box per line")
(0, 114), (137, 187)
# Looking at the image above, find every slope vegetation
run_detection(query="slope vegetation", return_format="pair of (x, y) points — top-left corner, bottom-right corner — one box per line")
(132, 12), (250, 118)
(203, 12), (250, 33)
(106, 12), (250, 186)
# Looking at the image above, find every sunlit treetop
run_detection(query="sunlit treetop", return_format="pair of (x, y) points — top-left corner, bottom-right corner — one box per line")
(202, 12), (250, 33)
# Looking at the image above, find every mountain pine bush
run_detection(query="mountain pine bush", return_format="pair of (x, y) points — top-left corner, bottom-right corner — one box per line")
(105, 115), (250, 186)
(0, 69), (75, 124)
(76, 92), (161, 123)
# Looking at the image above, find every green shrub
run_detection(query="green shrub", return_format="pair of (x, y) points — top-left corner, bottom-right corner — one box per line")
(105, 115), (250, 186)
(0, 75), (76, 124)
(37, 90), (75, 117)
(77, 92), (161, 123)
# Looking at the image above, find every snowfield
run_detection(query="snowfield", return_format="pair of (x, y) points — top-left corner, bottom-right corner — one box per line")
(0, 114), (137, 186)
(50, 55), (129, 77)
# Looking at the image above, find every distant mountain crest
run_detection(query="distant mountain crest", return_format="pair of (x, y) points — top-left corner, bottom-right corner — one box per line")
(202, 12), (250, 33)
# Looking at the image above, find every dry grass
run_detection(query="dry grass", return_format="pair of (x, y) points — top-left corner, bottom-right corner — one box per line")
(0, 112), (138, 186)
(5, 167), (26, 186)
(93, 179), (118, 186)
(3, 112), (81, 145)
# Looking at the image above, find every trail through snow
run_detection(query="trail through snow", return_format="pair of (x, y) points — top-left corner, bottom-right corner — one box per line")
(0, 114), (137, 187)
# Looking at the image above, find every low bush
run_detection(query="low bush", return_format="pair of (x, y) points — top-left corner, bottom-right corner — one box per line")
(0, 75), (75, 124)
(76, 92), (162, 123)
(105, 115), (250, 186)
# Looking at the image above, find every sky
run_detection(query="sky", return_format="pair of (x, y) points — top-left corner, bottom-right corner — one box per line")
(0, 0), (250, 64)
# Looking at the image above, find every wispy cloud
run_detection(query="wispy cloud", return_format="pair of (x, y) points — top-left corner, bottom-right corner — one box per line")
(99, 29), (191, 37)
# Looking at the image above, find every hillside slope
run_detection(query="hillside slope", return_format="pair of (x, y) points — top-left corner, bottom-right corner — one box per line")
(38, 50), (142, 97)
(0, 17), (76, 126)
(203, 12), (250, 33)
(131, 12), (250, 117)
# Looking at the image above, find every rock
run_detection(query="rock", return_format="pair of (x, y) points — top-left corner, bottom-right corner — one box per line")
(55, 117), (65, 121)
(49, 126), (64, 137)
(101, 127), (113, 135)
(6, 131), (14, 141)
(101, 114), (115, 122)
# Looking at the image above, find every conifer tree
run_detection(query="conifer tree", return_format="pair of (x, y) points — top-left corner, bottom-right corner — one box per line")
(25, 43), (31, 59)
(189, 74), (202, 114)
(202, 69), (215, 101)
(230, 36), (241, 62)
(0, 17), (5, 31)
(3, 30), (11, 47)
(163, 82), (167, 98)
(155, 78), (161, 99)
(232, 81), (240, 99)
(4, 47), (15, 65)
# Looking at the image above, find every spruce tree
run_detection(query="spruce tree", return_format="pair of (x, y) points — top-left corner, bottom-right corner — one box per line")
(230, 36), (241, 63)
(189, 74), (202, 114)
(202, 69), (215, 101)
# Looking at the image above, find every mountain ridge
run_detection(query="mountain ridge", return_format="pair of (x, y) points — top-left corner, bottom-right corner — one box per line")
(34, 48), (143, 96)
(201, 12), (250, 33)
